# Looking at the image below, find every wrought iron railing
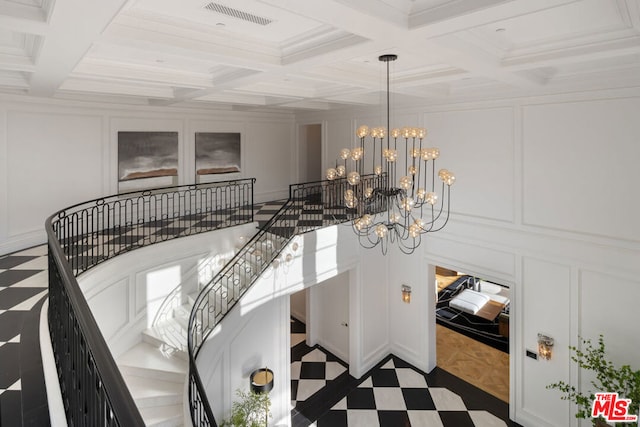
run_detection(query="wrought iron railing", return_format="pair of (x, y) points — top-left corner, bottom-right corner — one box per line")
(151, 249), (236, 353)
(187, 173), (386, 426)
(44, 179), (256, 427)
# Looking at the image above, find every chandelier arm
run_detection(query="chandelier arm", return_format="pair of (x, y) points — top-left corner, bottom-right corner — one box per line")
(428, 185), (452, 233)
(416, 183), (449, 233)
(379, 138), (383, 176)
(361, 226), (384, 248)
(432, 158), (436, 192)
(380, 235), (389, 255)
(357, 233), (380, 250)
(421, 182), (447, 228)
(398, 234), (419, 255)
(371, 137), (375, 173)
(410, 137), (418, 197)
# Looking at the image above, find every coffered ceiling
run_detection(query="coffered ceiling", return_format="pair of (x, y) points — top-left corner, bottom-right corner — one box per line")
(1, 0), (639, 110)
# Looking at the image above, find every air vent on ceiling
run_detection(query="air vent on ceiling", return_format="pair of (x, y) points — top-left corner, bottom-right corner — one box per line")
(203, 2), (273, 26)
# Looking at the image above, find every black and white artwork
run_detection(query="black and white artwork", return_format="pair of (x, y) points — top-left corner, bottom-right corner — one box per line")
(118, 131), (179, 181)
(117, 131), (179, 193)
(195, 132), (241, 176)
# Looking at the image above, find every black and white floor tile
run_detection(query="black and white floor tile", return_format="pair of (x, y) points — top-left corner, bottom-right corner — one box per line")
(290, 317), (307, 348)
(290, 318), (520, 427)
(2, 200), (521, 427)
(291, 347), (349, 406)
(316, 357), (510, 427)
(0, 245), (50, 427)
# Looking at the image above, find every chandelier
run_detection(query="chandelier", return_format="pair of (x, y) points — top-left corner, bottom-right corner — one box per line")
(326, 54), (456, 254)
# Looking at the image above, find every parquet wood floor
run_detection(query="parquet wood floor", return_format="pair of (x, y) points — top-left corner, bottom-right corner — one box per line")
(436, 324), (510, 403)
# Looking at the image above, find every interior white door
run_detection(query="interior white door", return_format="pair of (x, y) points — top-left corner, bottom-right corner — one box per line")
(308, 272), (349, 362)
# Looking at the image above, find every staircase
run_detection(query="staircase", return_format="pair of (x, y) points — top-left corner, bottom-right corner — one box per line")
(113, 228), (290, 426)
(113, 176), (383, 426)
(117, 342), (187, 427)
(114, 235), (259, 426)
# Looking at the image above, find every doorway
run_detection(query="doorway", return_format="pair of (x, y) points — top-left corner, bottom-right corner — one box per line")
(298, 124), (322, 183)
(289, 273), (351, 412)
(434, 266), (510, 403)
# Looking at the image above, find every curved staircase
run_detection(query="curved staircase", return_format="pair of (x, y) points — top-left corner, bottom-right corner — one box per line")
(113, 236), (257, 426)
(118, 342), (187, 427)
(105, 177), (381, 425)
(114, 230), (289, 426)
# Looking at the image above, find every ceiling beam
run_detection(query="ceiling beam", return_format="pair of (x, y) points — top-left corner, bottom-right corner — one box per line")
(0, 53), (36, 73)
(100, 23), (281, 70)
(502, 35), (640, 71)
(257, 0), (546, 89)
(409, 0), (579, 37)
(28, 0), (129, 97)
(0, 0), (48, 35)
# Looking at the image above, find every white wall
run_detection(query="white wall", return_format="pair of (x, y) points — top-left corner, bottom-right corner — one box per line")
(297, 123), (322, 183)
(289, 289), (307, 323)
(0, 95), (295, 255)
(296, 87), (640, 427)
(198, 224), (392, 425)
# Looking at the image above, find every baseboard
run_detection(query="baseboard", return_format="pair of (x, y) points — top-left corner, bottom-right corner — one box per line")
(316, 338), (348, 364)
(0, 230), (46, 255)
(255, 189), (288, 203)
(358, 343), (390, 379)
(389, 341), (427, 373)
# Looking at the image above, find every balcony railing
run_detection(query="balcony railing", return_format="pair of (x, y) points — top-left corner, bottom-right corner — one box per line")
(44, 179), (256, 426)
(43, 172), (387, 427)
(187, 174), (386, 426)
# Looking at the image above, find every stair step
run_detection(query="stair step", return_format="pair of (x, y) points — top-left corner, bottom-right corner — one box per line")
(143, 319), (186, 347)
(197, 255), (232, 289)
(172, 304), (191, 328)
(118, 342), (187, 383)
(139, 404), (183, 427)
(186, 291), (199, 306)
(122, 374), (183, 408)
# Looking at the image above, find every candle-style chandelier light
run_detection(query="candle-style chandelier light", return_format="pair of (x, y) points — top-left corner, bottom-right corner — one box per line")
(326, 54), (456, 254)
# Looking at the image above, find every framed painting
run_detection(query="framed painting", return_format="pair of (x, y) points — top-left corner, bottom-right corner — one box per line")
(118, 131), (179, 192)
(195, 132), (241, 181)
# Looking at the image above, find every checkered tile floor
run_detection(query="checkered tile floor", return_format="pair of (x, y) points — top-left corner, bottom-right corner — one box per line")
(2, 199), (518, 426)
(316, 358), (509, 427)
(0, 201), (291, 426)
(61, 200), (291, 274)
(291, 348), (348, 405)
(0, 245), (50, 426)
(290, 318), (517, 427)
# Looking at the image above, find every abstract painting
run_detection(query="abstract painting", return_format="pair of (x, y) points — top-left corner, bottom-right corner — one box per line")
(195, 132), (241, 176)
(118, 131), (179, 182)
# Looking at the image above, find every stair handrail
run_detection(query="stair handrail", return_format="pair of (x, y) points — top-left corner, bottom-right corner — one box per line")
(45, 178), (256, 427)
(187, 199), (294, 426)
(151, 245), (237, 330)
(186, 173), (387, 426)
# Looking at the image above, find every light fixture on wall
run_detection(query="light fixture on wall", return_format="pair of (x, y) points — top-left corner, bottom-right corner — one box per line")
(537, 334), (554, 360)
(250, 367), (274, 394)
(326, 54), (456, 255)
(401, 285), (412, 303)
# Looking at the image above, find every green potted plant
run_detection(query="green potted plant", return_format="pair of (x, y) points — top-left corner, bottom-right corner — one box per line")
(221, 388), (272, 427)
(547, 335), (640, 427)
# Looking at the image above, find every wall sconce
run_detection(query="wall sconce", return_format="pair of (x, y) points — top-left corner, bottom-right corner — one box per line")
(250, 367), (274, 394)
(537, 334), (554, 360)
(401, 285), (412, 304)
